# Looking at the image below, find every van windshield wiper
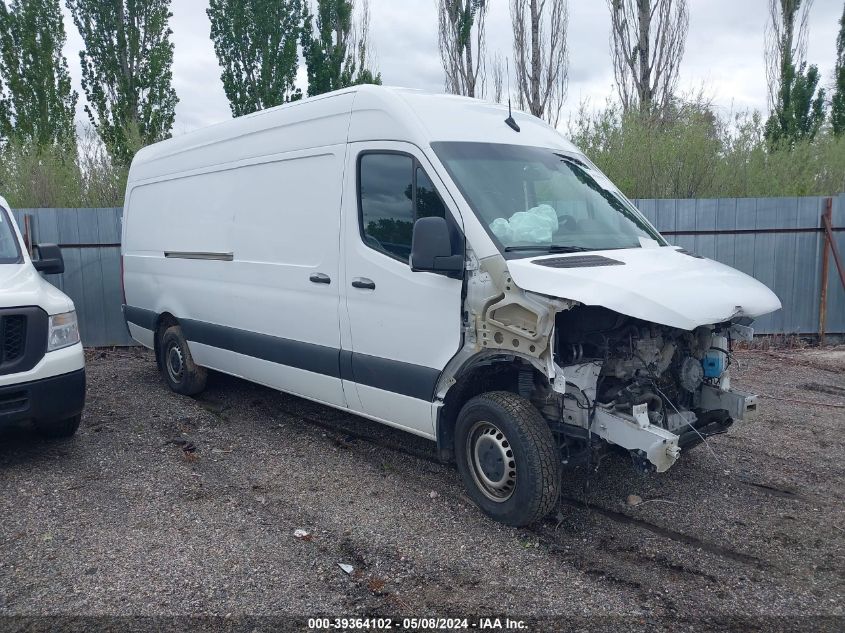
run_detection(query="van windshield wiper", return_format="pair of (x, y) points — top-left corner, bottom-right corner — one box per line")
(504, 245), (594, 253)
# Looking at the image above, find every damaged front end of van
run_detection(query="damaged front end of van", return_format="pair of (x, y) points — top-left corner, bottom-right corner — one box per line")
(437, 248), (779, 474)
(432, 142), (781, 474)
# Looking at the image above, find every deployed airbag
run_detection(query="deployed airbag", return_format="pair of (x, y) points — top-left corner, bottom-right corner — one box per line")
(490, 204), (558, 244)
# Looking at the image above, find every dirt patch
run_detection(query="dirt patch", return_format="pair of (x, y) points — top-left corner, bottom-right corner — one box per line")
(0, 347), (843, 631)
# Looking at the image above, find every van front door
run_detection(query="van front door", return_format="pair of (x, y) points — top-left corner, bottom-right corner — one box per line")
(340, 143), (464, 437)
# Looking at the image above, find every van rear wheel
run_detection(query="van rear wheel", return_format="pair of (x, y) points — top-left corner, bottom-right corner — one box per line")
(455, 391), (561, 527)
(159, 326), (207, 396)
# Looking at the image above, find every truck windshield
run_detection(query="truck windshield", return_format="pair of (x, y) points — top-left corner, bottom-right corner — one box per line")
(431, 142), (665, 255)
(0, 207), (23, 264)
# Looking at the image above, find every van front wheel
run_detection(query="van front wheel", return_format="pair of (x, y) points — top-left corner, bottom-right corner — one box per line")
(455, 392), (561, 527)
(159, 326), (207, 396)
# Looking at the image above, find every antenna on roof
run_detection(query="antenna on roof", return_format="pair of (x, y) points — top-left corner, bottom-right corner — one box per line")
(504, 59), (520, 133)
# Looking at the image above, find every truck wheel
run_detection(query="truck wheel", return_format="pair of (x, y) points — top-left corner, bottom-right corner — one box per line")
(455, 391), (561, 527)
(35, 414), (81, 439)
(160, 325), (207, 396)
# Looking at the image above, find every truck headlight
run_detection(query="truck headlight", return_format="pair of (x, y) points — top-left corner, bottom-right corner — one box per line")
(48, 311), (80, 351)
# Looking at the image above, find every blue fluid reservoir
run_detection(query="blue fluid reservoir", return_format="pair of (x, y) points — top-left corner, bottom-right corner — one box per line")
(702, 352), (725, 378)
(703, 335), (728, 378)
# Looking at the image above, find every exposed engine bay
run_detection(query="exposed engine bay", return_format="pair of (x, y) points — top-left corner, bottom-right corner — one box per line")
(438, 251), (769, 474)
(542, 305), (757, 471)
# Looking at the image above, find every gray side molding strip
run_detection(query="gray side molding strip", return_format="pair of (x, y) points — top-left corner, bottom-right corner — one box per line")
(121, 305), (442, 402)
(163, 251), (234, 261)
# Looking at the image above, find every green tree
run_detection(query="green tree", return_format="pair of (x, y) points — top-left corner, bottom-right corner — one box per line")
(438, 0), (487, 97)
(832, 3), (845, 136)
(568, 95), (845, 199)
(302, 0), (381, 97)
(208, 0), (307, 116)
(607, 0), (689, 114)
(764, 0), (826, 147)
(66, 0), (178, 164)
(1, 2), (21, 142)
(0, 0), (77, 148)
(0, 43), (9, 143)
(765, 61), (826, 147)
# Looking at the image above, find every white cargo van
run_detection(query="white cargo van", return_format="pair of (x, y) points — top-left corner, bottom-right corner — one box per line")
(0, 196), (85, 437)
(122, 86), (780, 526)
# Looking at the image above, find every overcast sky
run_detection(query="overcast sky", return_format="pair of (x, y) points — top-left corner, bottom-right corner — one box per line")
(59, 0), (844, 135)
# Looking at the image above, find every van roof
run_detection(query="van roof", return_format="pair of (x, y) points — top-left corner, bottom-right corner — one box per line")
(128, 85), (579, 184)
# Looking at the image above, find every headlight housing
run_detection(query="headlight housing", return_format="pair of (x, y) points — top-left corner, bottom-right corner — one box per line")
(48, 311), (80, 351)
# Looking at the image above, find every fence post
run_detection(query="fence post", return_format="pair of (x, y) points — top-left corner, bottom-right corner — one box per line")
(823, 201), (845, 285)
(818, 198), (832, 345)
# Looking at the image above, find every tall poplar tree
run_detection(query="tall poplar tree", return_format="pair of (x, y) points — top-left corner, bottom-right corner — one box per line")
(302, 0), (381, 97)
(510, 0), (569, 126)
(208, 0), (307, 115)
(66, 0), (178, 164)
(0, 11), (9, 144)
(764, 62), (826, 146)
(607, 0), (689, 114)
(832, 2), (845, 136)
(0, 0), (78, 148)
(437, 0), (487, 98)
(764, 0), (826, 146)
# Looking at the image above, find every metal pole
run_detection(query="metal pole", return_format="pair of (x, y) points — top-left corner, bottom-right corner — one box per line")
(822, 207), (845, 292)
(818, 198), (832, 346)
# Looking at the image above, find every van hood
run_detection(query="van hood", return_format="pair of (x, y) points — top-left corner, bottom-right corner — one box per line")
(506, 247), (781, 331)
(0, 263), (74, 314)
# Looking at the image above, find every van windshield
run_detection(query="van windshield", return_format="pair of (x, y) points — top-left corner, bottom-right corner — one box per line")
(431, 142), (665, 256)
(0, 207), (22, 264)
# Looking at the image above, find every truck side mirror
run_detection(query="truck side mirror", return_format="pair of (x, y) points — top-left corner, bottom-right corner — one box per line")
(32, 243), (65, 275)
(410, 217), (463, 276)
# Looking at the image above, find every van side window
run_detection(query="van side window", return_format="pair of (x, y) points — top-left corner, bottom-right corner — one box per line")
(359, 153), (446, 263)
(416, 167), (447, 219)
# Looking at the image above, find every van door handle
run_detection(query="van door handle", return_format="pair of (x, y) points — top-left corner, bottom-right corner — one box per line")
(351, 277), (376, 290)
(309, 273), (331, 284)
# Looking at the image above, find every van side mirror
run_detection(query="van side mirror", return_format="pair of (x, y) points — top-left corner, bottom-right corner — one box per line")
(32, 243), (65, 275)
(410, 217), (463, 276)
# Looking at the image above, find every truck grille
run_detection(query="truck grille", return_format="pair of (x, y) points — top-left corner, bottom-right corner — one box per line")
(0, 307), (47, 375)
(2, 315), (26, 362)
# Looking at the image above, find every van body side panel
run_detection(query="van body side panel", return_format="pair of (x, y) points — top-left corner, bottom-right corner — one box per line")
(123, 147), (348, 408)
(351, 385), (440, 439)
(122, 165), (238, 341)
(225, 150), (346, 406)
(127, 322), (154, 349)
(128, 93), (356, 182)
(188, 342), (346, 409)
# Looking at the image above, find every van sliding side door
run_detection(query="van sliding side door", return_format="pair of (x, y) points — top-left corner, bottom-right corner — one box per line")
(339, 142), (464, 438)
(223, 151), (348, 409)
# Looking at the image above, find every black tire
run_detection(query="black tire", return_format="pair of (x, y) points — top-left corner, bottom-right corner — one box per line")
(455, 391), (561, 527)
(35, 414), (81, 439)
(159, 325), (207, 396)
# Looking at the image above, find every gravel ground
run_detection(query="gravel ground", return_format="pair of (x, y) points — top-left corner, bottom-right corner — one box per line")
(0, 347), (843, 632)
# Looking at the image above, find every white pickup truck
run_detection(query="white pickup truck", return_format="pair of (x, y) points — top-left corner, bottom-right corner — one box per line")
(0, 195), (85, 437)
